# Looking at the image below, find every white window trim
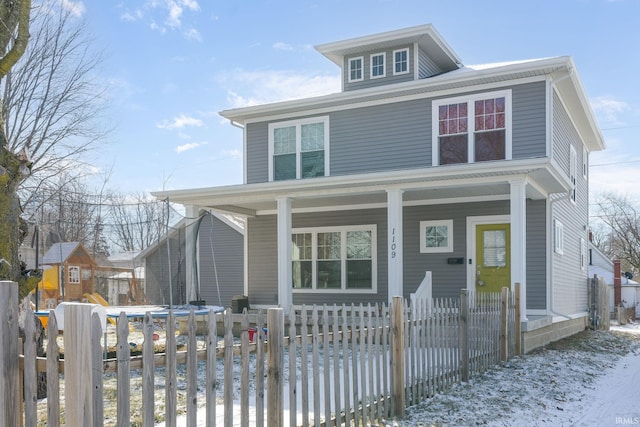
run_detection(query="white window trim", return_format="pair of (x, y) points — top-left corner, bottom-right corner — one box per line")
(431, 89), (513, 166)
(393, 48), (410, 76)
(348, 56), (364, 82)
(268, 116), (330, 181)
(68, 265), (80, 284)
(570, 145), (577, 203)
(582, 146), (588, 179)
(370, 52), (386, 79)
(554, 220), (564, 255)
(419, 219), (454, 253)
(292, 224), (377, 294)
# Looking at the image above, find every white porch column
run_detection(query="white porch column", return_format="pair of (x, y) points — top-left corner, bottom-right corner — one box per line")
(185, 205), (199, 303)
(387, 189), (404, 304)
(276, 197), (292, 311)
(509, 180), (527, 320)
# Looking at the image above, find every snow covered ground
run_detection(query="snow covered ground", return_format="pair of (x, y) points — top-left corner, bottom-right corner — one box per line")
(397, 322), (640, 427)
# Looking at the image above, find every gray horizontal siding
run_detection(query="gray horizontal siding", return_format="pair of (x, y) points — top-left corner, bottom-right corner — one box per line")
(331, 99), (431, 175)
(551, 90), (590, 315)
(248, 199), (547, 308)
(198, 214), (244, 309)
(418, 46), (442, 78)
(246, 215), (279, 305)
(246, 122), (269, 184)
(512, 81), (547, 159)
(245, 82), (548, 183)
(404, 201), (510, 299)
(526, 200), (547, 309)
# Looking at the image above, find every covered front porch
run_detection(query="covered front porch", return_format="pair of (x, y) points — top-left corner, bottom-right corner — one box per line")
(153, 157), (570, 320)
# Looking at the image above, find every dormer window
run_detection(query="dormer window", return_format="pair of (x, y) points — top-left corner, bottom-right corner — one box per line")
(393, 48), (409, 75)
(348, 57), (364, 82)
(370, 53), (385, 79)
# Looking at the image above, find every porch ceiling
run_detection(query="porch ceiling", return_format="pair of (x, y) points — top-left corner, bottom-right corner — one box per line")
(153, 158), (568, 216)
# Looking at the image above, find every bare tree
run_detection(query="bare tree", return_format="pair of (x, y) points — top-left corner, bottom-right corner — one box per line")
(35, 173), (110, 257)
(593, 193), (640, 277)
(108, 193), (168, 252)
(0, 0), (31, 284)
(3, 0), (109, 213)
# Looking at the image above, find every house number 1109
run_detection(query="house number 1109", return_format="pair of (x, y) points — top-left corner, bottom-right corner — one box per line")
(391, 227), (397, 258)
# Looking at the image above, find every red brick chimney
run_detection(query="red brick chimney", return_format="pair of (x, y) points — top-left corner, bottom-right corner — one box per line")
(614, 259), (622, 307)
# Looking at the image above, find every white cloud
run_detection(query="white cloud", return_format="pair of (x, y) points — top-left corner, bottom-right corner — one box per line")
(591, 96), (629, 125)
(219, 69), (340, 108)
(157, 114), (203, 130)
(221, 149), (242, 160)
(184, 28), (202, 42)
(273, 42), (294, 51)
(176, 141), (208, 153)
(61, 0), (86, 17)
(120, 0), (201, 35)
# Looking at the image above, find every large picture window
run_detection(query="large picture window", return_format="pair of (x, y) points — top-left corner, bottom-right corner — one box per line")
(292, 225), (376, 292)
(269, 117), (329, 181)
(433, 90), (511, 166)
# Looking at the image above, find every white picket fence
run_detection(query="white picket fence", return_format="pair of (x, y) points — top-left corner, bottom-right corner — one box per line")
(1, 281), (520, 426)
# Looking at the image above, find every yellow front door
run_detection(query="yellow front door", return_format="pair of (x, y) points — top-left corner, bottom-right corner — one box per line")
(475, 223), (510, 293)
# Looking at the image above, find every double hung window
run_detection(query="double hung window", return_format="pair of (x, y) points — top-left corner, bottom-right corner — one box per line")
(348, 57), (364, 82)
(393, 48), (409, 75)
(269, 117), (329, 181)
(292, 225), (376, 292)
(370, 53), (385, 78)
(433, 90), (511, 166)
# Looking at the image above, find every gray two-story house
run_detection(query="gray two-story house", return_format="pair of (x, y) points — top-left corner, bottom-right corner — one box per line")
(154, 24), (605, 351)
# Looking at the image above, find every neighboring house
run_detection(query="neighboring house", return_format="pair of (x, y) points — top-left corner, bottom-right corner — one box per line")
(588, 241), (640, 318)
(153, 24), (605, 352)
(138, 210), (244, 308)
(91, 251), (146, 306)
(37, 242), (97, 305)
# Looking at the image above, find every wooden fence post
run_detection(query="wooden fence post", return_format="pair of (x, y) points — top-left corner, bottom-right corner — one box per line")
(391, 296), (405, 419)
(267, 308), (284, 427)
(459, 289), (469, 382)
(64, 303), (97, 427)
(0, 281), (19, 427)
(514, 283), (522, 356)
(500, 288), (509, 362)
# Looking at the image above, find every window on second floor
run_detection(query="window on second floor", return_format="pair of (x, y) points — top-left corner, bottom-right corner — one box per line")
(432, 90), (512, 166)
(393, 48), (409, 75)
(348, 57), (363, 82)
(269, 117), (330, 181)
(370, 53), (385, 79)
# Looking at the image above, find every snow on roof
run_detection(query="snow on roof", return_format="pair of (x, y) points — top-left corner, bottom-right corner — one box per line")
(41, 242), (81, 264)
(589, 264), (639, 286)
